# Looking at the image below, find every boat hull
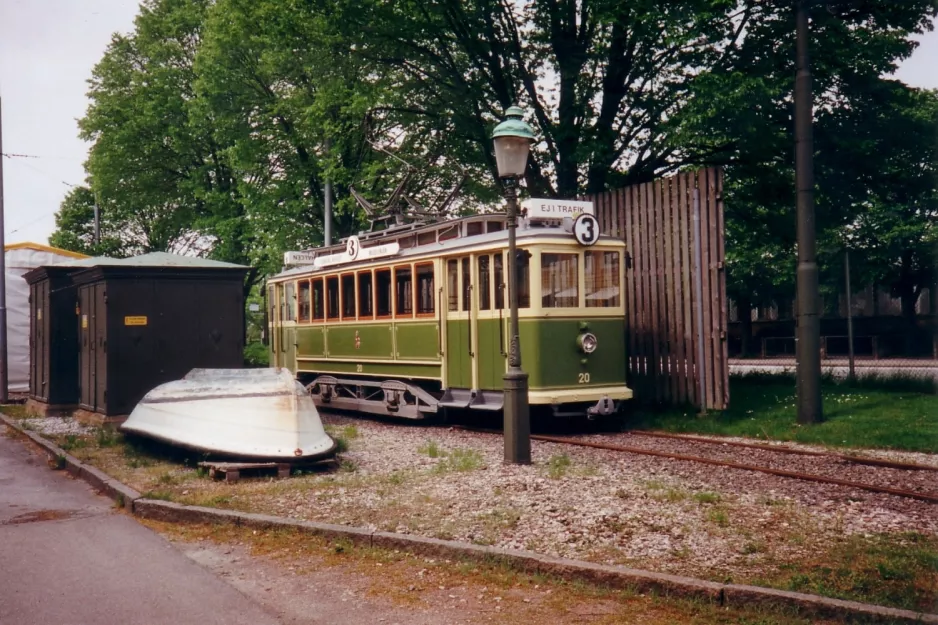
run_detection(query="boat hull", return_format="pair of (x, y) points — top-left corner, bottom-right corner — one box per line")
(120, 368), (336, 460)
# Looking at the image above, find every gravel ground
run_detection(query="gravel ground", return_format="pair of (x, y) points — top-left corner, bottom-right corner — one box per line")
(217, 414), (938, 582)
(20, 416), (92, 437)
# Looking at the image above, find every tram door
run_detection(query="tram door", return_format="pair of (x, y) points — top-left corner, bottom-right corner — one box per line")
(444, 257), (474, 389)
(474, 253), (507, 391)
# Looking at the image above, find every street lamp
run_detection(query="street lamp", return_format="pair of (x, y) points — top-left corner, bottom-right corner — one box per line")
(492, 105), (535, 465)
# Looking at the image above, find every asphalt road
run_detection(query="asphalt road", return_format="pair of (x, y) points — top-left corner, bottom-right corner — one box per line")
(0, 425), (282, 625)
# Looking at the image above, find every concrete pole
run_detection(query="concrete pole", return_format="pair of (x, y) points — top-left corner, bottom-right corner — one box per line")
(0, 97), (8, 402)
(502, 178), (531, 464)
(794, 0), (822, 423)
(845, 249), (855, 380)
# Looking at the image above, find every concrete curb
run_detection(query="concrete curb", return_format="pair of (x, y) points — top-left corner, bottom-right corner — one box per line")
(2, 414), (936, 624)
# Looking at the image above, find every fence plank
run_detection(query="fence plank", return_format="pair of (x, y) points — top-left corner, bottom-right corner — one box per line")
(651, 180), (666, 401)
(658, 178), (677, 397)
(683, 173), (696, 407)
(696, 169), (713, 409)
(706, 168), (724, 410)
(643, 181), (657, 398)
(670, 176), (687, 404)
(716, 169), (729, 409)
(623, 187), (638, 382)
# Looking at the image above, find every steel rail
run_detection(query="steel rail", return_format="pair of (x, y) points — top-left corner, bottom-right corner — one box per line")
(628, 430), (938, 473)
(452, 426), (938, 505)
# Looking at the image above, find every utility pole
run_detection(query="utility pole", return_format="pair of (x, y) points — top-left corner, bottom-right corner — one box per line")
(324, 138), (333, 247)
(0, 97), (9, 403)
(795, 0), (822, 423)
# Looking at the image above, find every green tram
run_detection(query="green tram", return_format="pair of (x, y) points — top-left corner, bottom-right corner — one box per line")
(266, 212), (632, 419)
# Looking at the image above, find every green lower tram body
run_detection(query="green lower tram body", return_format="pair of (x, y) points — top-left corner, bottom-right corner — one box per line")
(271, 316), (632, 418)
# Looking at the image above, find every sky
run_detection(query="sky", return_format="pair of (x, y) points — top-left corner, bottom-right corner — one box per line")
(0, 3), (937, 247)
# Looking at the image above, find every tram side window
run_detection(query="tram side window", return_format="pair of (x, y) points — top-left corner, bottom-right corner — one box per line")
(311, 278), (324, 320)
(395, 266), (413, 316)
(494, 254), (505, 309)
(478, 255), (491, 310)
(268, 286), (276, 321)
(585, 251), (621, 308)
(285, 282), (296, 321)
(416, 263), (435, 314)
(376, 269), (392, 317)
(358, 271), (374, 318)
(298, 280), (311, 322)
(541, 253), (578, 308)
(341, 274), (357, 319)
(326, 276), (339, 319)
(461, 258), (470, 311)
(447, 260), (458, 311)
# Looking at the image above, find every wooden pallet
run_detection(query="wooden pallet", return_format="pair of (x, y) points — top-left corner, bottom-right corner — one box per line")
(198, 459), (333, 483)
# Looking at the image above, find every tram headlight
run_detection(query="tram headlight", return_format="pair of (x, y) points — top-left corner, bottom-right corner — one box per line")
(577, 332), (598, 354)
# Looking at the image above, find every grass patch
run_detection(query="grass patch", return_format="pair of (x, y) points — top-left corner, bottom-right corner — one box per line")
(418, 440), (443, 458)
(546, 453), (572, 479)
(59, 434), (89, 451)
(94, 426), (121, 447)
(693, 491), (721, 504)
(142, 490), (175, 501)
(434, 448), (484, 473)
(0, 405), (34, 419)
(324, 425), (355, 453)
(632, 375), (938, 453)
(706, 507), (729, 527)
(755, 532), (938, 612)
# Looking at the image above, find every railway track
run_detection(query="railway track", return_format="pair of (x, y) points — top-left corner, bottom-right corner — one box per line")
(453, 426), (938, 505)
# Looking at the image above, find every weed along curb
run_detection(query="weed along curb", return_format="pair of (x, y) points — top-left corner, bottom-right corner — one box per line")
(3, 415), (936, 625)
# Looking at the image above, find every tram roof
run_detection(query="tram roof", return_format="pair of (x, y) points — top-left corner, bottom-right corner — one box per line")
(270, 213), (622, 280)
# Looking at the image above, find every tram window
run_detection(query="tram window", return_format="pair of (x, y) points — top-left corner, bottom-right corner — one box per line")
(418, 231), (436, 246)
(461, 258), (471, 311)
(466, 221), (484, 236)
(311, 278), (324, 320)
(516, 250), (531, 309)
(395, 266), (413, 316)
(416, 263), (434, 314)
(298, 280), (311, 322)
(478, 255), (491, 311)
(376, 269), (392, 316)
(285, 282), (296, 321)
(585, 251), (621, 308)
(358, 271), (374, 318)
(494, 254), (505, 309)
(541, 253), (578, 308)
(447, 260), (458, 311)
(326, 276), (339, 319)
(341, 274), (357, 319)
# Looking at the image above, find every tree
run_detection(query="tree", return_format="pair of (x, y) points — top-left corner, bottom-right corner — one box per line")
(56, 0), (247, 262)
(48, 186), (127, 257)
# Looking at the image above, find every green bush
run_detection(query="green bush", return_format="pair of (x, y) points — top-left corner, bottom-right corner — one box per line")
(243, 342), (269, 367)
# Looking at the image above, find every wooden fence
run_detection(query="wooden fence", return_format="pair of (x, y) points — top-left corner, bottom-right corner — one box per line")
(582, 167), (729, 410)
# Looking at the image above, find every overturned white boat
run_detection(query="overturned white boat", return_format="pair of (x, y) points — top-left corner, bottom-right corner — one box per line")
(121, 368), (336, 460)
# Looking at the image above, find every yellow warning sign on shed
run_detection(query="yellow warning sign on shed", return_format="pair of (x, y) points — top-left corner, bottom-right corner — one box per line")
(124, 316), (148, 326)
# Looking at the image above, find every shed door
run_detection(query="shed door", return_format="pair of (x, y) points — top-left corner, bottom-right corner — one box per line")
(78, 286), (94, 410)
(93, 284), (108, 413)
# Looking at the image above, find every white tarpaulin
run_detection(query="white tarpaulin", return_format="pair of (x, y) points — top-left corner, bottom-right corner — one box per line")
(5, 243), (89, 393)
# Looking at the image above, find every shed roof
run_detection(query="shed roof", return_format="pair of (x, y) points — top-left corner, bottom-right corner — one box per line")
(85, 252), (248, 269)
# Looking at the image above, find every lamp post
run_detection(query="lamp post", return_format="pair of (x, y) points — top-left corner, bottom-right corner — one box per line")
(492, 106), (535, 465)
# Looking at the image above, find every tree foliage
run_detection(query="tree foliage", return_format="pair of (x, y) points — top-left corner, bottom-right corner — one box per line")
(51, 0), (937, 311)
